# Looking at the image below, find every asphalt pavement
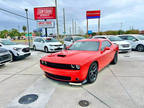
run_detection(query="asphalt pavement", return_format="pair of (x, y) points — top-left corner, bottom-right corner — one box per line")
(0, 51), (144, 108)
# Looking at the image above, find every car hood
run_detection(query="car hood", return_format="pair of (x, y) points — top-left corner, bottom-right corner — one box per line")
(4, 44), (29, 49)
(41, 50), (98, 65)
(0, 48), (8, 53)
(46, 42), (62, 46)
(112, 41), (130, 45)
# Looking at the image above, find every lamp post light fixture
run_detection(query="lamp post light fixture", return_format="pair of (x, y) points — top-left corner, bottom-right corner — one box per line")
(25, 9), (30, 47)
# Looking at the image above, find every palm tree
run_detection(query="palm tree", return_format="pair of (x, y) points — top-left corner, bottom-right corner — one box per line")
(22, 26), (27, 33)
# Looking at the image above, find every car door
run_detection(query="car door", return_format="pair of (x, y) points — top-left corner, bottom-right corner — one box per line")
(127, 36), (138, 49)
(64, 37), (73, 46)
(99, 41), (112, 69)
(34, 38), (40, 50)
(39, 38), (45, 51)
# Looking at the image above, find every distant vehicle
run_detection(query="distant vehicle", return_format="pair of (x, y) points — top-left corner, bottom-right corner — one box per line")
(0, 48), (12, 65)
(93, 35), (131, 52)
(40, 39), (119, 83)
(64, 36), (86, 46)
(0, 39), (31, 61)
(33, 37), (63, 53)
(119, 35), (144, 52)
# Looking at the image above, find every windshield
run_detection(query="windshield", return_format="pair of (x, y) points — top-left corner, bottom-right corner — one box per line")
(136, 35), (144, 40)
(0, 40), (17, 45)
(73, 37), (85, 41)
(45, 38), (58, 42)
(69, 41), (99, 51)
(108, 36), (123, 41)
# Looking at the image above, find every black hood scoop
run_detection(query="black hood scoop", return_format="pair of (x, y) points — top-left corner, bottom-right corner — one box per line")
(57, 54), (66, 57)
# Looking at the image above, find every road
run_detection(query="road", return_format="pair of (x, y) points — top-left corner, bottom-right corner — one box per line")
(0, 51), (144, 108)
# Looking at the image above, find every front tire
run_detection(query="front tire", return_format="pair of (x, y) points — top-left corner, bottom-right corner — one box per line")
(87, 62), (98, 83)
(44, 47), (49, 53)
(111, 52), (118, 64)
(136, 45), (144, 52)
(33, 45), (36, 51)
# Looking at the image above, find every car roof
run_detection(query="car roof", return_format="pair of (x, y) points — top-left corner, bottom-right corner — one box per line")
(78, 38), (109, 42)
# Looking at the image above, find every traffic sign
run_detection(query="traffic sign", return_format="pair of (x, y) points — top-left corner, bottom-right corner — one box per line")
(88, 30), (93, 34)
(25, 34), (32, 37)
(86, 10), (101, 19)
(37, 21), (55, 28)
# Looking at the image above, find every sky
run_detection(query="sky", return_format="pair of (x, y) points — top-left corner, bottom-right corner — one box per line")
(0, 0), (144, 35)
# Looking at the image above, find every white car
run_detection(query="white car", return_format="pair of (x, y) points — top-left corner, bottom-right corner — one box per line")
(119, 35), (144, 52)
(0, 39), (31, 61)
(64, 36), (86, 47)
(93, 35), (131, 52)
(33, 37), (63, 52)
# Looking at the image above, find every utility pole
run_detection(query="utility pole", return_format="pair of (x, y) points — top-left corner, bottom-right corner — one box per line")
(98, 18), (100, 34)
(69, 26), (72, 35)
(87, 19), (88, 35)
(72, 19), (74, 35)
(25, 9), (30, 47)
(55, 0), (59, 39)
(63, 8), (66, 36)
(75, 20), (77, 35)
(45, 19), (48, 37)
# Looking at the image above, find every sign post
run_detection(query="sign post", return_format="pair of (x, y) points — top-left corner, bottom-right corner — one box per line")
(86, 10), (101, 34)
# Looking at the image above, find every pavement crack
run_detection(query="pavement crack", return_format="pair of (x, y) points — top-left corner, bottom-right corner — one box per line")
(81, 86), (112, 108)
(0, 62), (38, 83)
(108, 66), (138, 108)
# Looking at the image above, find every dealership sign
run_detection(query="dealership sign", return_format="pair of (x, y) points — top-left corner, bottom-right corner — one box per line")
(37, 21), (55, 28)
(34, 7), (56, 20)
(86, 10), (101, 19)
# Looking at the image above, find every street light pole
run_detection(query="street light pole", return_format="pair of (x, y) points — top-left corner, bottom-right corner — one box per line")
(25, 9), (30, 47)
(55, 0), (59, 39)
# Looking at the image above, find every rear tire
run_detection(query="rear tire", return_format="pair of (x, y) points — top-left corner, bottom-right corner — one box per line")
(136, 45), (144, 52)
(87, 62), (98, 83)
(44, 47), (49, 53)
(33, 45), (36, 51)
(111, 52), (118, 64)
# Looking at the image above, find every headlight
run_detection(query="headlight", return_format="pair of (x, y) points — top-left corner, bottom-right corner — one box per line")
(13, 48), (22, 51)
(71, 65), (80, 70)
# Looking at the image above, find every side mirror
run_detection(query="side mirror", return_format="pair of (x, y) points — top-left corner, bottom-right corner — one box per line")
(132, 39), (138, 42)
(71, 40), (74, 43)
(105, 47), (110, 50)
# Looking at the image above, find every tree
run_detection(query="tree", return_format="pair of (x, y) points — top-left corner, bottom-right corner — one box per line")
(0, 30), (9, 38)
(22, 26), (27, 33)
(8, 28), (21, 38)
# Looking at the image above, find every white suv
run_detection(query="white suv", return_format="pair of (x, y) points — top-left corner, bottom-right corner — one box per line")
(93, 35), (131, 52)
(119, 35), (144, 52)
(0, 39), (31, 61)
(33, 37), (63, 52)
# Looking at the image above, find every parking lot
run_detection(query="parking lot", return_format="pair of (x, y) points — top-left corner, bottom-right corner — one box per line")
(0, 51), (144, 108)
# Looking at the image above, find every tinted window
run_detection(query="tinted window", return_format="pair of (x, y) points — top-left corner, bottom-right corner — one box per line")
(34, 38), (40, 42)
(119, 36), (128, 40)
(69, 41), (99, 51)
(64, 37), (72, 41)
(94, 37), (107, 39)
(0, 40), (17, 45)
(108, 36), (123, 41)
(73, 37), (85, 41)
(127, 36), (136, 40)
(45, 38), (58, 42)
(101, 41), (111, 51)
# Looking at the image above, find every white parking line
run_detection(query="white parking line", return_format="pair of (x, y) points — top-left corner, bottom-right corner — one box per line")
(6, 77), (55, 108)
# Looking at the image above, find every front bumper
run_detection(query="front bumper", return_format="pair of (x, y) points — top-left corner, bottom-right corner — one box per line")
(119, 49), (131, 53)
(15, 53), (31, 60)
(49, 46), (63, 52)
(40, 64), (86, 82)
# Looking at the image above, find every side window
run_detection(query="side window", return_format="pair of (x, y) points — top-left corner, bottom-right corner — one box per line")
(120, 36), (128, 40)
(127, 36), (136, 40)
(101, 41), (111, 51)
(65, 37), (72, 42)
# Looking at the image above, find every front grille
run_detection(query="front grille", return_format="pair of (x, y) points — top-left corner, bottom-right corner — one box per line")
(22, 48), (30, 52)
(121, 44), (130, 48)
(45, 72), (71, 81)
(55, 48), (62, 50)
(0, 54), (11, 61)
(40, 60), (79, 70)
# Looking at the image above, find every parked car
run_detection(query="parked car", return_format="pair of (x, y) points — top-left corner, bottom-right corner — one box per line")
(0, 39), (31, 61)
(119, 35), (144, 52)
(64, 36), (86, 47)
(93, 35), (131, 52)
(40, 39), (119, 84)
(0, 48), (12, 65)
(33, 37), (63, 53)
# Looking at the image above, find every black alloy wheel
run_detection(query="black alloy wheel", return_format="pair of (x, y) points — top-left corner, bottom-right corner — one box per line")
(137, 45), (144, 52)
(111, 52), (118, 64)
(44, 47), (49, 53)
(87, 62), (98, 83)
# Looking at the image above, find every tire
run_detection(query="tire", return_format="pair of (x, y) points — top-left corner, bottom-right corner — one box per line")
(111, 52), (118, 64)
(87, 62), (98, 83)
(33, 45), (36, 51)
(44, 47), (49, 53)
(136, 45), (144, 52)
(9, 51), (16, 61)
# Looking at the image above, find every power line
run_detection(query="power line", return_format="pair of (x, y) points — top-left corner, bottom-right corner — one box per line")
(0, 8), (34, 21)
